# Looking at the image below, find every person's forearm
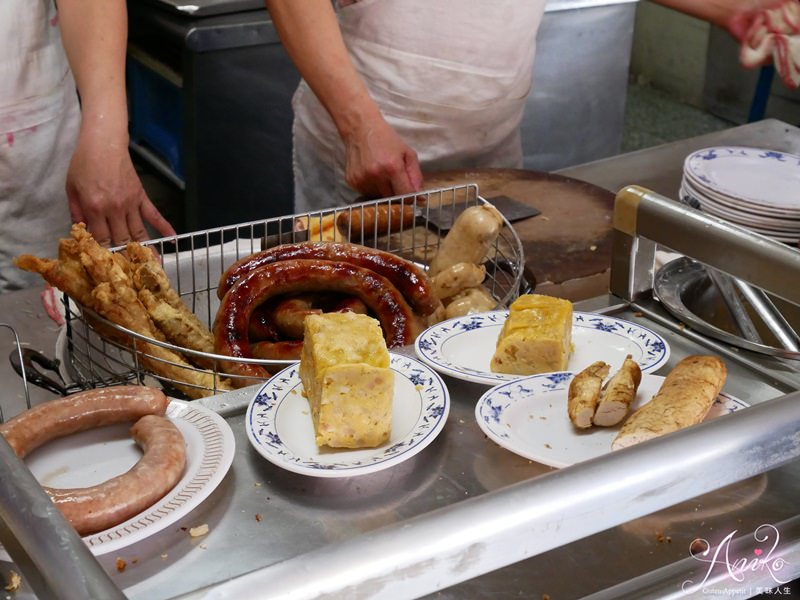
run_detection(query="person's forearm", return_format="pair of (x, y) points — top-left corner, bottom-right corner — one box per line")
(57, 0), (130, 138)
(650, 0), (756, 28)
(265, 0), (383, 141)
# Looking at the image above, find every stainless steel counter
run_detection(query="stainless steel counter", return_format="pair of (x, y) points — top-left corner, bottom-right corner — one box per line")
(558, 118), (800, 196)
(1, 119), (799, 599)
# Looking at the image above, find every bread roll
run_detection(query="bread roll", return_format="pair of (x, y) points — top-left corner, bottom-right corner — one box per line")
(611, 355), (727, 450)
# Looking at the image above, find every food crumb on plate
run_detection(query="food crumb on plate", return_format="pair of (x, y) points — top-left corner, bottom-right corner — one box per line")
(160, 554), (169, 560)
(255, 513), (263, 522)
(4, 571), (21, 592)
(189, 524), (209, 537)
(115, 558), (126, 572)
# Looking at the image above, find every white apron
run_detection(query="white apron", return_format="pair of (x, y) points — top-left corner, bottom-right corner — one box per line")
(0, 0), (78, 293)
(292, 0), (546, 212)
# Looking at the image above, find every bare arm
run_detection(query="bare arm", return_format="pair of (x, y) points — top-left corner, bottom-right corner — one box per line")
(57, 0), (176, 246)
(265, 0), (423, 198)
(650, 0), (747, 27)
(649, 0), (782, 40)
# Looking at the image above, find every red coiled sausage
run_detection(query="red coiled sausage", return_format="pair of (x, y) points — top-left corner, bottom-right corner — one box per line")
(270, 295), (322, 340)
(250, 340), (304, 361)
(248, 304), (281, 342)
(214, 259), (425, 380)
(216, 242), (439, 316)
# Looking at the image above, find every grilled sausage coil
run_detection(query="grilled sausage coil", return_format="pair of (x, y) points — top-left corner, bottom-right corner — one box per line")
(214, 259), (426, 380)
(217, 242), (439, 316)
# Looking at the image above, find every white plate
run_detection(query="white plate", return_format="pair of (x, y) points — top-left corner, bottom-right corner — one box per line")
(413, 311), (671, 386)
(475, 372), (748, 469)
(0, 400), (235, 560)
(684, 146), (800, 212)
(680, 178), (800, 244)
(245, 353), (449, 478)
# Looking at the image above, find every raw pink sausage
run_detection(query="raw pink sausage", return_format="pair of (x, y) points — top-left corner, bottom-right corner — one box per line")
(0, 386), (169, 458)
(47, 414), (186, 535)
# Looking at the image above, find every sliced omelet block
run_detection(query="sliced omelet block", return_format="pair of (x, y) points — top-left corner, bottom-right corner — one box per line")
(299, 312), (394, 448)
(490, 294), (573, 375)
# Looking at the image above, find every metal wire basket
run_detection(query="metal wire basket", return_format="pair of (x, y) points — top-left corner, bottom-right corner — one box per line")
(61, 184), (526, 398)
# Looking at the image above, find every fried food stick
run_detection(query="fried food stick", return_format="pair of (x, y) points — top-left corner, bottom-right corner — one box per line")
(14, 240), (96, 309)
(92, 282), (231, 399)
(18, 224), (235, 398)
(612, 355), (727, 450)
(73, 227), (233, 397)
(126, 242), (216, 361)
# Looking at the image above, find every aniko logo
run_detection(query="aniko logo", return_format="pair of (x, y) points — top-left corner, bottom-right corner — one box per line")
(682, 524), (792, 593)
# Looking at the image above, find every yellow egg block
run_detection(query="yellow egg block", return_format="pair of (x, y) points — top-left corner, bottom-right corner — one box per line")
(490, 294), (573, 375)
(299, 312), (394, 448)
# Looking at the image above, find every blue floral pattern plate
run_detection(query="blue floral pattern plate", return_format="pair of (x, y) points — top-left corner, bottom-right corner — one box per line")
(245, 353), (449, 478)
(684, 146), (800, 212)
(475, 372), (748, 469)
(414, 311), (671, 386)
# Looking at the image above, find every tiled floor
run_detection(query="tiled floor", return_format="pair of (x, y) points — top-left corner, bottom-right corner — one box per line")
(621, 81), (736, 153)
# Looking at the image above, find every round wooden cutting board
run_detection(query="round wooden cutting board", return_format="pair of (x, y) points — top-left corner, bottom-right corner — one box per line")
(424, 168), (615, 301)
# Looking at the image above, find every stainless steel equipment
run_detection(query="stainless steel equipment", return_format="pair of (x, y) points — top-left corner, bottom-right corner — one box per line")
(126, 1), (301, 230)
(655, 258), (800, 360)
(2, 178), (800, 599)
(522, 0), (638, 171)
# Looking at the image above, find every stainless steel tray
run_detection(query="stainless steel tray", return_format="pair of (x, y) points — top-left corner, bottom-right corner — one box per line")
(2, 185), (799, 599)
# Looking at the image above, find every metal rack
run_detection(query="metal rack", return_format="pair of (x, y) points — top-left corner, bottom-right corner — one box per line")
(62, 185), (525, 397)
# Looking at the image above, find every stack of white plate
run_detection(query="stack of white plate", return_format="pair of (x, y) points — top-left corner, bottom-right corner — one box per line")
(680, 146), (800, 245)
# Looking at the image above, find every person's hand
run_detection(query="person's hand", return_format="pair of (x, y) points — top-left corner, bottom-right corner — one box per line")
(66, 126), (176, 247)
(342, 115), (424, 199)
(726, 0), (790, 44)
